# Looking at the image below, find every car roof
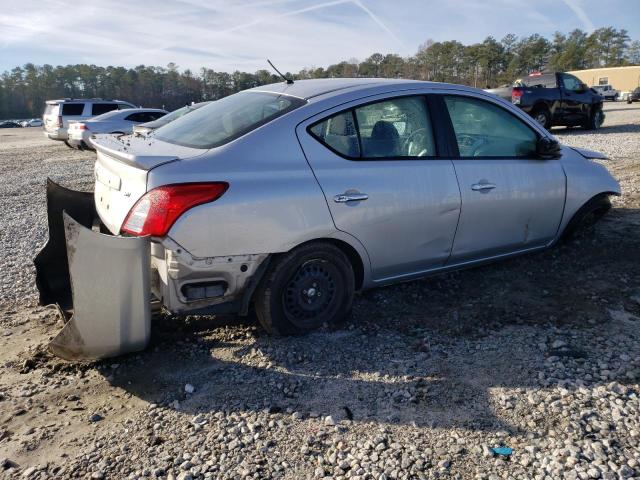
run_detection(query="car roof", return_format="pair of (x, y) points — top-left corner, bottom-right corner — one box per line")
(46, 99), (133, 104)
(88, 108), (166, 121)
(249, 78), (437, 101)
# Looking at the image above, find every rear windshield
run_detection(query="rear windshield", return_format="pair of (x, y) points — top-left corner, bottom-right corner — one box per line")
(61, 103), (85, 116)
(515, 74), (556, 88)
(153, 92), (306, 149)
(44, 104), (59, 116)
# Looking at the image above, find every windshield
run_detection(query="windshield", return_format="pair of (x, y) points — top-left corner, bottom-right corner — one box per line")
(153, 91), (306, 149)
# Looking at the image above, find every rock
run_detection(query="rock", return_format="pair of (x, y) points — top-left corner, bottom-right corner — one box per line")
(184, 384), (195, 394)
(551, 340), (567, 349)
(324, 416), (336, 426)
(88, 413), (104, 423)
(22, 466), (37, 478)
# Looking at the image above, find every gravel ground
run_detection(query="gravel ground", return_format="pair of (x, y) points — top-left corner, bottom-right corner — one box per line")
(0, 103), (639, 480)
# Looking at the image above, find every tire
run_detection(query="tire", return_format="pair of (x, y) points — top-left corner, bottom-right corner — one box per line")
(628, 99), (633, 105)
(254, 242), (355, 335)
(561, 194), (612, 242)
(63, 140), (74, 149)
(582, 107), (604, 130)
(531, 108), (551, 129)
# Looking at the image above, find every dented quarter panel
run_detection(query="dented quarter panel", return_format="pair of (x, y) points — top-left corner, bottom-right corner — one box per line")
(558, 146), (621, 235)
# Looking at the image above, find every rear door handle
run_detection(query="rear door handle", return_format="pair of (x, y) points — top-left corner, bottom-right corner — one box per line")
(471, 183), (496, 191)
(334, 192), (369, 203)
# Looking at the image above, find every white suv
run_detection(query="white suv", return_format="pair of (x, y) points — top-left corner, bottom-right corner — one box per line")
(43, 99), (135, 143)
(592, 85), (619, 101)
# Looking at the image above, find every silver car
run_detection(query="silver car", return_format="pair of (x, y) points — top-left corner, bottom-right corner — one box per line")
(132, 101), (212, 136)
(67, 108), (168, 150)
(35, 79), (620, 360)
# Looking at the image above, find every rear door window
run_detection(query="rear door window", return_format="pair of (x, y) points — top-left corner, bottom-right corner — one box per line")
(147, 112), (166, 121)
(117, 103), (134, 110)
(355, 97), (435, 158)
(61, 103), (84, 116)
(309, 96), (436, 159)
(309, 111), (360, 158)
(92, 103), (118, 116)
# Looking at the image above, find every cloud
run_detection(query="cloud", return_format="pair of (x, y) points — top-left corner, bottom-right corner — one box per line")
(0, 0), (635, 73)
(560, 0), (595, 32)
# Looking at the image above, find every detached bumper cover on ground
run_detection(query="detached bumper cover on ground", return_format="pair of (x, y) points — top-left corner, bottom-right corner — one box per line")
(34, 179), (151, 361)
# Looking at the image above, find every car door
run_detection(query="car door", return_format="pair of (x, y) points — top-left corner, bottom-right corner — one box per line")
(297, 94), (461, 281)
(560, 73), (592, 123)
(439, 93), (566, 263)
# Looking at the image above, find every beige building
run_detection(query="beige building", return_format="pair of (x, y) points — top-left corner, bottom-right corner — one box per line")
(567, 66), (640, 92)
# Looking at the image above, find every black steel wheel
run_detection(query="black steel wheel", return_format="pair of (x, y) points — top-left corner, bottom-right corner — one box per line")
(254, 243), (355, 335)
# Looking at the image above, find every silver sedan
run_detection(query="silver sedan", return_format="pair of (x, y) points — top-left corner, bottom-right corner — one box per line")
(67, 108), (167, 150)
(35, 79), (620, 360)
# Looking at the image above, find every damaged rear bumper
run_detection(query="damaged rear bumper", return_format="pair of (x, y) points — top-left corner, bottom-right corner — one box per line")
(34, 179), (270, 361)
(34, 179), (151, 361)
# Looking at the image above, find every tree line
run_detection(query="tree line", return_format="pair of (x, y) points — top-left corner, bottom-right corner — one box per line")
(1, 26), (637, 119)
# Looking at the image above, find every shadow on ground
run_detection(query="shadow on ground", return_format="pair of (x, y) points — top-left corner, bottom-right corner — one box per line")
(92, 207), (639, 433)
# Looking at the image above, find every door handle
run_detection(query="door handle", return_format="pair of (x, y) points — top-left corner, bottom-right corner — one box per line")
(471, 183), (496, 191)
(333, 192), (369, 203)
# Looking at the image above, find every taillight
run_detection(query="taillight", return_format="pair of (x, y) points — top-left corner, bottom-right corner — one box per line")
(511, 88), (523, 104)
(78, 123), (87, 130)
(57, 115), (63, 128)
(121, 182), (229, 237)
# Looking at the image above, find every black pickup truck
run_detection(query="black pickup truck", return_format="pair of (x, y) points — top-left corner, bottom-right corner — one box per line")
(487, 72), (604, 130)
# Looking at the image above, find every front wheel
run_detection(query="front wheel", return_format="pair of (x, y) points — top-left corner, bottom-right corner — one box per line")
(583, 108), (604, 130)
(254, 243), (355, 335)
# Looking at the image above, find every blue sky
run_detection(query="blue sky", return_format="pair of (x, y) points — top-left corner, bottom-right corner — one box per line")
(0, 0), (638, 73)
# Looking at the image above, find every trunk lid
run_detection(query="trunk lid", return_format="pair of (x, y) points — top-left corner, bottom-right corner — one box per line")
(93, 134), (206, 234)
(43, 102), (61, 132)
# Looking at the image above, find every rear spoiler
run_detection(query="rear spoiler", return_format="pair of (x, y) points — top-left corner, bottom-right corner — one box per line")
(92, 135), (179, 170)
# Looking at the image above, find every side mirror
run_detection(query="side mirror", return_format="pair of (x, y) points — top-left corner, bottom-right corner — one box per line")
(536, 137), (561, 159)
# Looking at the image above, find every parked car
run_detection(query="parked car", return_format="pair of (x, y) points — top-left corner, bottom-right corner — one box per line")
(627, 87), (640, 104)
(0, 120), (22, 128)
(20, 118), (44, 127)
(133, 101), (211, 135)
(35, 79), (620, 360)
(510, 72), (605, 129)
(592, 84), (619, 101)
(67, 108), (168, 150)
(43, 98), (136, 145)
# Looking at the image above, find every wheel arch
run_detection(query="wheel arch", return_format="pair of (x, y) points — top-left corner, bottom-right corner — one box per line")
(559, 191), (616, 241)
(281, 236), (369, 291)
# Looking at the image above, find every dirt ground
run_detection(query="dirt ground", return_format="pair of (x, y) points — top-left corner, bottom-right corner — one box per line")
(1, 103), (639, 480)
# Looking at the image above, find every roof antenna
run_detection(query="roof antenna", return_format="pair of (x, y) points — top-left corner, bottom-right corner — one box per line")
(267, 59), (294, 84)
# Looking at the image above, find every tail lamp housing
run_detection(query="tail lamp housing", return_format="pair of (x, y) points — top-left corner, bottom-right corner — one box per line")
(511, 88), (523, 104)
(121, 182), (229, 237)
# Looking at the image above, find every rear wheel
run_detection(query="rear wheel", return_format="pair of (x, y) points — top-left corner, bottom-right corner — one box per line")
(254, 242), (355, 335)
(561, 194), (612, 242)
(532, 108), (551, 129)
